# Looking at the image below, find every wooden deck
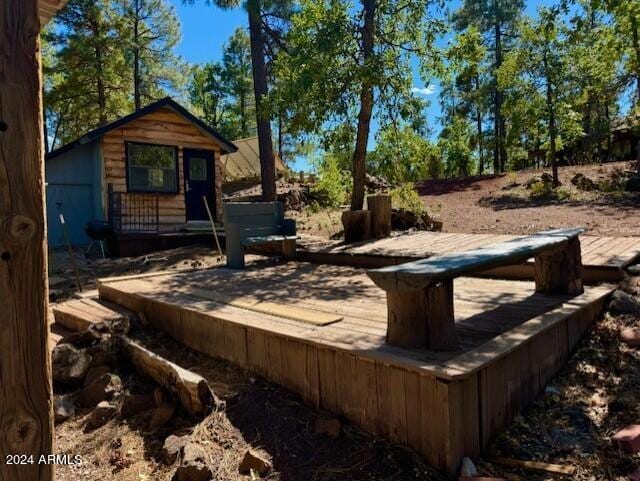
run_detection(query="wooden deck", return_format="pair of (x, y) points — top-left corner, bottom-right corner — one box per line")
(98, 260), (614, 475)
(292, 232), (640, 282)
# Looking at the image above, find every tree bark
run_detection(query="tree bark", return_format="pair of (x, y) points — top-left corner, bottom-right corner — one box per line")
(351, 0), (376, 211)
(0, 1), (53, 480)
(247, 0), (277, 201)
(544, 51), (559, 187)
(631, 15), (640, 103)
(133, 0), (141, 110)
(475, 76), (484, 174)
(493, 10), (505, 173)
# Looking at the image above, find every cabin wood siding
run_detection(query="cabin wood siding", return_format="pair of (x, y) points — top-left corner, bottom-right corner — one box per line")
(102, 106), (224, 229)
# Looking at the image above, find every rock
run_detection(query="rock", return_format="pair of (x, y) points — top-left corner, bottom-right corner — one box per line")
(88, 347), (111, 368)
(626, 175), (640, 192)
(609, 289), (640, 314)
(162, 434), (189, 465)
(620, 328), (640, 348)
(85, 401), (117, 430)
(314, 417), (341, 438)
(150, 405), (176, 429)
(120, 393), (155, 418)
(84, 365), (110, 387)
(540, 172), (557, 185)
(365, 173), (391, 192)
(52, 344), (92, 385)
(78, 373), (122, 408)
(392, 209), (425, 231)
(238, 449), (271, 476)
(58, 327), (103, 348)
(460, 457), (478, 477)
(54, 396), (75, 424)
(571, 173), (597, 191)
(173, 443), (212, 481)
(281, 189), (309, 211)
(612, 424), (640, 453)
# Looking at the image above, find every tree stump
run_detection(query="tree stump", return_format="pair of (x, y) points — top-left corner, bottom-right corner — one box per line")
(367, 194), (392, 238)
(386, 280), (456, 350)
(534, 236), (583, 295)
(341, 210), (372, 243)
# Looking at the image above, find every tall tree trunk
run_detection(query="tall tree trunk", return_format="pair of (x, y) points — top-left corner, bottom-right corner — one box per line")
(133, 0), (141, 110)
(474, 76), (483, 174)
(0, 2), (53, 480)
(544, 53), (559, 187)
(96, 47), (107, 124)
(493, 10), (505, 173)
(631, 15), (640, 102)
(247, 0), (277, 201)
(240, 88), (247, 136)
(351, 0), (375, 211)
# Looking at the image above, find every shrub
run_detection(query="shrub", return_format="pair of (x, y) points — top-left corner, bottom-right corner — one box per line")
(390, 183), (425, 215)
(310, 154), (350, 208)
(529, 181), (571, 201)
(528, 180), (554, 198)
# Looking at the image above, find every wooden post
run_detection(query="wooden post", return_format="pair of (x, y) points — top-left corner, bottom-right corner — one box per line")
(385, 280), (456, 351)
(534, 237), (583, 295)
(341, 210), (372, 243)
(0, 1), (54, 480)
(281, 238), (296, 260)
(367, 194), (391, 238)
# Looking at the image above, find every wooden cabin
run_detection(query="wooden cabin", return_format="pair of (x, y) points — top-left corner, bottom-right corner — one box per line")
(45, 97), (237, 250)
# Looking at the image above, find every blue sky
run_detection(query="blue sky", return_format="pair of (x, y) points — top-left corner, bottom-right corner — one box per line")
(170, 0), (561, 170)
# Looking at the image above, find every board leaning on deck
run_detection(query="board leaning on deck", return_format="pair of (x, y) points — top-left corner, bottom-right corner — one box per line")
(97, 263), (613, 475)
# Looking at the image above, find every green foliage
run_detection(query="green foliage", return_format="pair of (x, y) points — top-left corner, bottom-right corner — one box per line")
(528, 181), (571, 201)
(189, 27), (256, 140)
(44, 0), (186, 149)
(390, 183), (425, 215)
(369, 126), (441, 183)
(438, 115), (475, 177)
(310, 155), (351, 208)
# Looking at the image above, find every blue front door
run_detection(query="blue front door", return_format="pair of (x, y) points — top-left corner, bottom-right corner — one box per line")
(183, 148), (214, 221)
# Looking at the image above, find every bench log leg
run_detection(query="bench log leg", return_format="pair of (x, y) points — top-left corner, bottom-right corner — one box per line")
(534, 236), (583, 295)
(281, 239), (296, 261)
(386, 279), (456, 350)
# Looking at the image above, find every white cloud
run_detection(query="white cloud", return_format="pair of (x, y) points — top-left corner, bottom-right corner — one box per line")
(411, 85), (436, 96)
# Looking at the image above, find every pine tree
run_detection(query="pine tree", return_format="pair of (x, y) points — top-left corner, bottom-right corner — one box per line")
(117, 0), (186, 110)
(453, 0), (525, 173)
(44, 0), (130, 147)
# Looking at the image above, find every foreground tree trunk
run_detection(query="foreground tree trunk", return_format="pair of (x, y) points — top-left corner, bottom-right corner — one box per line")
(0, 1), (54, 480)
(247, 0), (277, 202)
(351, 0), (376, 211)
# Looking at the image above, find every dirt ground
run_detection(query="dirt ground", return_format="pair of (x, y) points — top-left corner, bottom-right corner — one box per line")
(55, 322), (446, 481)
(417, 161), (640, 237)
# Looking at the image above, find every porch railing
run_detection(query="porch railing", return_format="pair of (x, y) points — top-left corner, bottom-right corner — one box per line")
(107, 183), (159, 233)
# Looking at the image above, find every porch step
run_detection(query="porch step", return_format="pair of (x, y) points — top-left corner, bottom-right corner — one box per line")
(52, 298), (135, 332)
(183, 221), (224, 233)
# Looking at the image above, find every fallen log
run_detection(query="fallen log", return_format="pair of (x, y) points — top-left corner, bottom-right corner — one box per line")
(118, 336), (219, 417)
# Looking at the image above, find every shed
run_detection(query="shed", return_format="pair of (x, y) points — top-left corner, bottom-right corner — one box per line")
(45, 97), (237, 247)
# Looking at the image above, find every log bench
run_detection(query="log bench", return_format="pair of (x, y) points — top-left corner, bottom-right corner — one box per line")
(224, 201), (297, 269)
(367, 228), (584, 350)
